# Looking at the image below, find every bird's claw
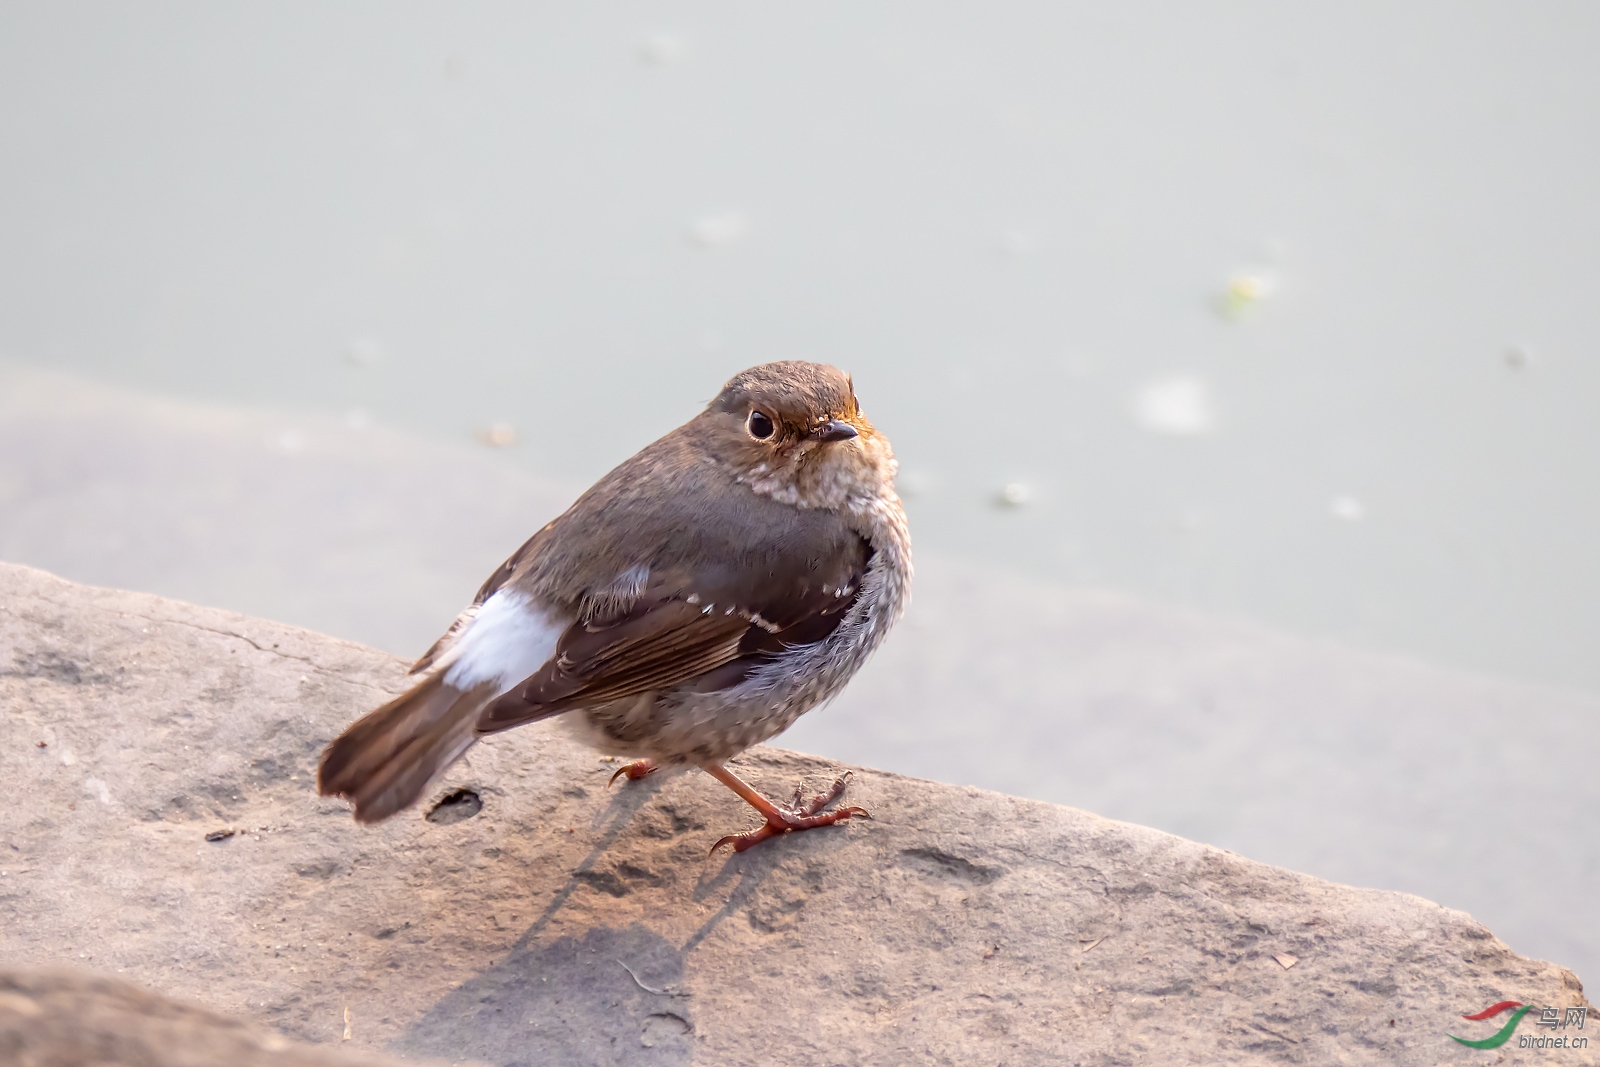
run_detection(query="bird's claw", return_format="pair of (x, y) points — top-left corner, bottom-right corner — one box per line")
(608, 759), (656, 788)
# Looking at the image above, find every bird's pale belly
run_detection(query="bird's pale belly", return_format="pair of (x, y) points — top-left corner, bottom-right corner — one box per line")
(564, 633), (861, 764)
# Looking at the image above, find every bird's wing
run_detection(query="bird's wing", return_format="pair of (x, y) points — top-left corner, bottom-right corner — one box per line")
(477, 543), (870, 733)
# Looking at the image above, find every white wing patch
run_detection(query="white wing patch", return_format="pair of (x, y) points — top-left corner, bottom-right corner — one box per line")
(442, 590), (564, 696)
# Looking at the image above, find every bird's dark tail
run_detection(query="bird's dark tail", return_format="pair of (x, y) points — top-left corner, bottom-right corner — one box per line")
(317, 674), (497, 823)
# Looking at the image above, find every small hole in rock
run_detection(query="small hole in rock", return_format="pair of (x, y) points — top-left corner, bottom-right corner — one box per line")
(426, 788), (482, 825)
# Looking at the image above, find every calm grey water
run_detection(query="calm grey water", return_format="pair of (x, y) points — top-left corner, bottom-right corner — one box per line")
(4, 3), (1596, 693)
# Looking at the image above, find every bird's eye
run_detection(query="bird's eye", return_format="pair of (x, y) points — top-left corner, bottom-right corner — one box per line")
(747, 410), (775, 440)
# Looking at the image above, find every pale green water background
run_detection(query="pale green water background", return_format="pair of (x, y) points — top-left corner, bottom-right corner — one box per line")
(3, 2), (1597, 693)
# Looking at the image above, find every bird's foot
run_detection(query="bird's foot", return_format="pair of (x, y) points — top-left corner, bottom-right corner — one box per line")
(705, 767), (870, 854)
(608, 759), (657, 787)
(784, 773), (854, 816)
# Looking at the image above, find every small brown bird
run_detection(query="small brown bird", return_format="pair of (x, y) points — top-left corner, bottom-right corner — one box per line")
(318, 361), (911, 852)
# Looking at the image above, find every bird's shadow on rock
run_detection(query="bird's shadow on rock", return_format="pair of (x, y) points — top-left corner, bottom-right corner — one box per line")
(395, 922), (694, 1067)
(390, 778), (720, 1067)
(395, 764), (862, 1067)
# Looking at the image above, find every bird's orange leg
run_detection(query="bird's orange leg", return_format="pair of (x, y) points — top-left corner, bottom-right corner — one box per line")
(701, 762), (869, 854)
(608, 759), (657, 787)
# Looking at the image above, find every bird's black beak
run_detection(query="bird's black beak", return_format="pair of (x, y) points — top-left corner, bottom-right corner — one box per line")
(813, 419), (859, 442)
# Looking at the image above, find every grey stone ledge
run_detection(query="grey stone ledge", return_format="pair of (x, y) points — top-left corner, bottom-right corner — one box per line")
(0, 562), (1589, 1066)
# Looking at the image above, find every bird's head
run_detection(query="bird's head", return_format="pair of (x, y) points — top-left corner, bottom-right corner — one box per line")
(697, 361), (897, 510)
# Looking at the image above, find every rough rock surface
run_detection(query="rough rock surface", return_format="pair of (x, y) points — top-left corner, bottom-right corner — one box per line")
(0, 966), (417, 1067)
(5, 364), (1597, 981)
(0, 563), (1590, 1065)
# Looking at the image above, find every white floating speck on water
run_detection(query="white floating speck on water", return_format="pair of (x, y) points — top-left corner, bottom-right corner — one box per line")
(1134, 376), (1214, 436)
(1329, 495), (1365, 521)
(345, 337), (383, 368)
(477, 423), (517, 448)
(687, 211), (748, 248)
(895, 471), (935, 498)
(1060, 357), (1095, 380)
(638, 34), (687, 66)
(274, 429), (307, 455)
(1219, 271), (1276, 320)
(998, 483), (1031, 507)
(999, 229), (1036, 257)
